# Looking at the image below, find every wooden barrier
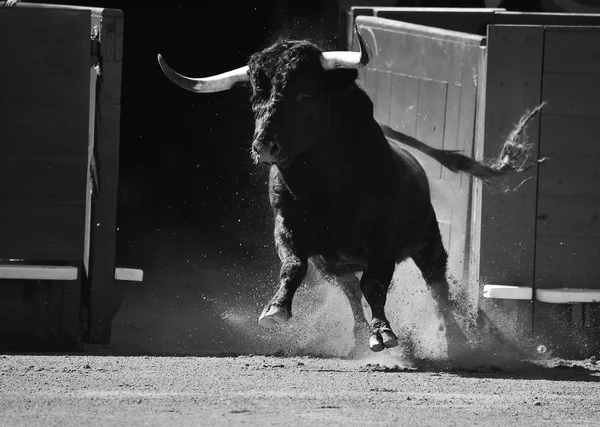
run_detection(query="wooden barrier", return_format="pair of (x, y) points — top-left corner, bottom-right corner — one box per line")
(352, 9), (600, 356)
(0, 3), (141, 352)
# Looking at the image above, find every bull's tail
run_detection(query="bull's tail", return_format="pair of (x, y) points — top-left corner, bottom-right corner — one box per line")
(381, 102), (546, 192)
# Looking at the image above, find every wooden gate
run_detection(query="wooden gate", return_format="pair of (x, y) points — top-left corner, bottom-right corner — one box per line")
(351, 9), (600, 355)
(0, 3), (136, 351)
(353, 16), (485, 313)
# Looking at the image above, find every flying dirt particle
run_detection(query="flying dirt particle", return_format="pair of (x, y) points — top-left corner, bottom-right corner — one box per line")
(534, 401), (542, 407)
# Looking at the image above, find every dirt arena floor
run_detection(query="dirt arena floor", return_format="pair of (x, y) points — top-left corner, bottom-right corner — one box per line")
(1, 350), (599, 427)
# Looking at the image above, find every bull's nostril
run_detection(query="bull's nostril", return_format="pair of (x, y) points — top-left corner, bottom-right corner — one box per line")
(270, 144), (281, 156)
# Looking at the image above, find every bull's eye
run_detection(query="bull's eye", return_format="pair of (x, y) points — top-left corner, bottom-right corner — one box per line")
(296, 92), (311, 103)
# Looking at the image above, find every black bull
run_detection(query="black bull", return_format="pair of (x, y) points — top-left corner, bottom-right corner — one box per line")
(158, 26), (544, 356)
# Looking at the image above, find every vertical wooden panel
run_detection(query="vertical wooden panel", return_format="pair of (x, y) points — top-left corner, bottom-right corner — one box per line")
(415, 80), (447, 179)
(389, 74), (419, 137)
(535, 26), (600, 300)
(543, 27), (600, 74)
(541, 73), (600, 116)
(373, 70), (392, 126)
(88, 11), (124, 344)
(478, 25), (543, 290)
(0, 8), (91, 260)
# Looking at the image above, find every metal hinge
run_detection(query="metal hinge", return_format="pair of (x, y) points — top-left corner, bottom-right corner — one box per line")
(91, 25), (101, 75)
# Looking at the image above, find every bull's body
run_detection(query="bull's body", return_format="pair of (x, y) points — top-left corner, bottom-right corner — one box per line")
(158, 26), (542, 356)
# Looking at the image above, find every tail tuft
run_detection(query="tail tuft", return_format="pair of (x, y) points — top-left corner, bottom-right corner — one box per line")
(381, 102), (547, 194)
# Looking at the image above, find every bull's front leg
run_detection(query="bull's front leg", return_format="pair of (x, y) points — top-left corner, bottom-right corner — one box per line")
(361, 257), (399, 352)
(258, 214), (308, 328)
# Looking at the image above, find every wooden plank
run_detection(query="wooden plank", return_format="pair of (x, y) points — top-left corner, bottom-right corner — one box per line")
(455, 45), (480, 189)
(448, 45), (483, 312)
(355, 16), (484, 85)
(542, 73), (600, 116)
(0, 265), (78, 281)
(537, 194), (600, 238)
(0, 2), (104, 13)
(495, 11), (600, 26)
(388, 74), (419, 137)
(478, 25), (543, 288)
(0, 105), (88, 134)
(536, 288), (600, 304)
(373, 7), (499, 36)
(442, 84), (461, 153)
(483, 285), (533, 300)
(540, 114), (600, 156)
(538, 155), (600, 196)
(0, 10), (90, 107)
(0, 203), (86, 260)
(415, 79), (447, 179)
(87, 13), (124, 344)
(0, 155), (88, 202)
(536, 236), (600, 290)
(0, 7), (90, 261)
(115, 268), (144, 282)
(544, 27), (600, 74)
(373, 70), (392, 126)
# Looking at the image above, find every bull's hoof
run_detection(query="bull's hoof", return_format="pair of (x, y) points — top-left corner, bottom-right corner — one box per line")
(369, 328), (399, 352)
(369, 334), (385, 352)
(369, 328), (398, 352)
(258, 305), (291, 328)
(381, 329), (398, 348)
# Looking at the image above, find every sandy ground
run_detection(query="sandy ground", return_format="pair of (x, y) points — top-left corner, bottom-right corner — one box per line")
(1, 351), (599, 427)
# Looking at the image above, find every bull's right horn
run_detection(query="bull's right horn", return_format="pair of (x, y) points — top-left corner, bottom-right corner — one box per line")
(157, 54), (249, 93)
(320, 24), (371, 70)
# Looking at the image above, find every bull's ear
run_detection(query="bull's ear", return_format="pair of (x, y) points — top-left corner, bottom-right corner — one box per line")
(324, 69), (359, 90)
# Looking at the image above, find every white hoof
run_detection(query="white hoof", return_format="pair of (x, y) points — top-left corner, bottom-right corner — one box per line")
(369, 333), (384, 352)
(381, 329), (398, 348)
(258, 305), (291, 328)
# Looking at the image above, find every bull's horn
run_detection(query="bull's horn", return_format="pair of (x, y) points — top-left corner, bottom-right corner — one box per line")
(157, 54), (249, 93)
(320, 24), (371, 70)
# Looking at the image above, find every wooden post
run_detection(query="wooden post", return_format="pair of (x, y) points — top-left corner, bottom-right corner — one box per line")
(87, 10), (124, 344)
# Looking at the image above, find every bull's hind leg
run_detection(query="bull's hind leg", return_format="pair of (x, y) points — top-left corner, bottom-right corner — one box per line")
(336, 273), (371, 354)
(360, 259), (399, 352)
(411, 221), (471, 359)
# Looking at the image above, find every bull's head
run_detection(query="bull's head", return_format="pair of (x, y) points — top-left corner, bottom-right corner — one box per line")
(158, 25), (371, 168)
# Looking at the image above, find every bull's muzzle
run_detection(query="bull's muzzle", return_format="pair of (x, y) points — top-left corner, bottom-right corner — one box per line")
(252, 142), (281, 164)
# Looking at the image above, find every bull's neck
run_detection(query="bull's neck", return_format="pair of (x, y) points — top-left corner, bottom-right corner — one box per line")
(278, 133), (362, 203)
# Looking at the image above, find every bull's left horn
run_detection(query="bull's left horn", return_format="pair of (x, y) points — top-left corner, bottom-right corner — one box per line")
(320, 24), (371, 70)
(157, 54), (249, 93)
